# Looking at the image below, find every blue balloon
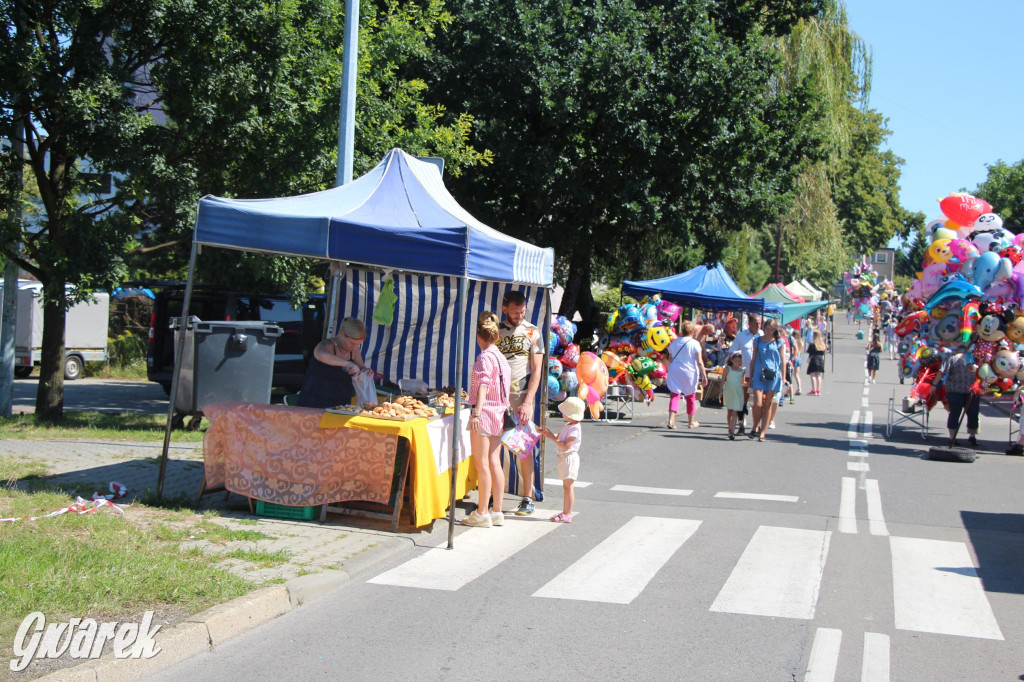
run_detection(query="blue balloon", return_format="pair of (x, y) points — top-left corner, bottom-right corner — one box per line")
(547, 375), (560, 395)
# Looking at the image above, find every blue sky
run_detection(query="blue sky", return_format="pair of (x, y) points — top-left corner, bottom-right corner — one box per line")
(845, 0), (1024, 239)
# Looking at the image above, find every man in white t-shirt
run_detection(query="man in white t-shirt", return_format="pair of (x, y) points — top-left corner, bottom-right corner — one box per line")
(497, 290), (544, 516)
(727, 312), (762, 435)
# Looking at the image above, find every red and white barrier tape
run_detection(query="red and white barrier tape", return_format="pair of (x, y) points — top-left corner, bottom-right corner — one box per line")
(1, 482), (126, 523)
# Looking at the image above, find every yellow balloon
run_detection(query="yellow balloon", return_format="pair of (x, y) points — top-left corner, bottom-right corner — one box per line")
(926, 239), (953, 264)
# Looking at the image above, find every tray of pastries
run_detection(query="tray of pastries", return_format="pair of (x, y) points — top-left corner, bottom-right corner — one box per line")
(360, 396), (440, 421)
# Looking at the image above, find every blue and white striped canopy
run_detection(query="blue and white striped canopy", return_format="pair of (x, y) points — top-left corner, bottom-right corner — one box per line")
(194, 148), (555, 287)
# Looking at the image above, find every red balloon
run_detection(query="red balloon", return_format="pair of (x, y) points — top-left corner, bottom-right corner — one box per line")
(560, 344), (580, 368)
(939, 194), (992, 227)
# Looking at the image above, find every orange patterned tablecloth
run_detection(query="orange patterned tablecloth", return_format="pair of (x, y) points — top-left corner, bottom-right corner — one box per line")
(203, 402), (399, 507)
(318, 412), (476, 527)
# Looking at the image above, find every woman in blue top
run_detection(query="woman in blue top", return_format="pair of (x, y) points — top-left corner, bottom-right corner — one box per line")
(749, 318), (787, 441)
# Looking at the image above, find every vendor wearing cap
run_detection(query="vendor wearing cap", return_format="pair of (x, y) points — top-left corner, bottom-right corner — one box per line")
(498, 290), (544, 516)
(297, 317), (368, 409)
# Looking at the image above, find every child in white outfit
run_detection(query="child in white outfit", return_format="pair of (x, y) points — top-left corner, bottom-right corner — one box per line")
(541, 397), (584, 523)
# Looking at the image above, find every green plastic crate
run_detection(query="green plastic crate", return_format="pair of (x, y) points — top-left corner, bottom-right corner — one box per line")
(254, 499), (321, 521)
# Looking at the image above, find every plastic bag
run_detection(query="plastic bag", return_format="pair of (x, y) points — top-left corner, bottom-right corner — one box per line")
(352, 372), (379, 406)
(501, 421), (541, 459)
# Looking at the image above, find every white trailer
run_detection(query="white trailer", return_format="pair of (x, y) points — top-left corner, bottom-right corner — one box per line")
(8, 281), (110, 380)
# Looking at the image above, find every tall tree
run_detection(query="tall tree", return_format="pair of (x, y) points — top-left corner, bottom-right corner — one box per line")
(425, 0), (821, 329)
(973, 159), (1024, 230)
(0, 0), (488, 417)
(832, 106), (917, 255)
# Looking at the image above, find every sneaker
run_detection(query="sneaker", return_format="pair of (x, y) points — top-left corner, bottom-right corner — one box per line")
(462, 511), (492, 528)
(489, 511), (505, 526)
(515, 497), (535, 516)
(968, 436), (979, 448)
(1005, 443), (1024, 457)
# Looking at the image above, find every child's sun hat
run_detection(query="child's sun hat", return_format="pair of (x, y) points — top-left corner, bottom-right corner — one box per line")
(558, 396), (586, 422)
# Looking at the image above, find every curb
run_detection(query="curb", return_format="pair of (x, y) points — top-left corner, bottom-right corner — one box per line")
(35, 535), (413, 682)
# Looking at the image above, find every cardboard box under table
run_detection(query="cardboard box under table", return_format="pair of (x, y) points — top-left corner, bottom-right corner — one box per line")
(201, 402), (475, 528)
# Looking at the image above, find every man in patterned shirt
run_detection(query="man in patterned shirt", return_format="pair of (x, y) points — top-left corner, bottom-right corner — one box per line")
(498, 290), (544, 515)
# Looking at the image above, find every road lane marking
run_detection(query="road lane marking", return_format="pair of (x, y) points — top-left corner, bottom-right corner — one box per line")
(710, 526), (831, 619)
(367, 515), (561, 591)
(865, 479), (888, 536)
(863, 386), (870, 396)
(533, 517), (700, 604)
(715, 492), (799, 503)
(805, 628), (842, 682)
(545, 478), (592, 488)
(890, 536), (1003, 640)
(610, 484), (692, 496)
(863, 411), (874, 438)
(849, 439), (868, 448)
(847, 461), (869, 472)
(848, 410), (861, 438)
(861, 397), (870, 407)
(862, 632), (890, 682)
(839, 477), (857, 534)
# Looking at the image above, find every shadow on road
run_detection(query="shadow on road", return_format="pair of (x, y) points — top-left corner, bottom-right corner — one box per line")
(961, 510), (1024, 596)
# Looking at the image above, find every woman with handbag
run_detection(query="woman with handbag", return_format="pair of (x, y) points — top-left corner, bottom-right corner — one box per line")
(463, 312), (513, 528)
(749, 318), (787, 441)
(664, 319), (708, 429)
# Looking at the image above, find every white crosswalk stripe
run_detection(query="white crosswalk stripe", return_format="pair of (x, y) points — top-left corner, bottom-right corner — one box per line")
(366, 515), (561, 591)
(804, 628), (842, 682)
(890, 536), (1003, 640)
(710, 526), (831, 619)
(364, 520), (1009, 644)
(533, 517), (700, 604)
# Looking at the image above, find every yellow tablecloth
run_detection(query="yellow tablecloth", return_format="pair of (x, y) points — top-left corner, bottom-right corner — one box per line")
(318, 412), (477, 527)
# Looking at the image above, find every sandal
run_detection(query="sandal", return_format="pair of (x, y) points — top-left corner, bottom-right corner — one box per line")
(728, 433), (735, 440)
(666, 422), (677, 430)
(688, 421), (700, 428)
(550, 512), (573, 523)
(758, 434), (766, 442)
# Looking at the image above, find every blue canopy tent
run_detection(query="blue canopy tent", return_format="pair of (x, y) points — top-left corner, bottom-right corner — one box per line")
(622, 263), (783, 315)
(158, 149), (555, 545)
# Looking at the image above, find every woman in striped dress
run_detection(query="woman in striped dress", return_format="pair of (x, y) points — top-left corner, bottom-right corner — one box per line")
(463, 312), (512, 528)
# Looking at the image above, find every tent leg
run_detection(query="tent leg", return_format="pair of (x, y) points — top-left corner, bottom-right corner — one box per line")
(156, 240), (199, 499)
(447, 276), (468, 549)
(325, 262), (343, 340)
(537, 288), (552, 500)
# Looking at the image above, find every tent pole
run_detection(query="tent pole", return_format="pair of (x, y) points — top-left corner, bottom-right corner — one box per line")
(538, 288), (552, 500)
(325, 261), (343, 340)
(447, 276), (468, 549)
(156, 239), (199, 499)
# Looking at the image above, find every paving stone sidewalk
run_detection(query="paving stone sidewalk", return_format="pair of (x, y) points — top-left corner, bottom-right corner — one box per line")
(1, 438), (432, 585)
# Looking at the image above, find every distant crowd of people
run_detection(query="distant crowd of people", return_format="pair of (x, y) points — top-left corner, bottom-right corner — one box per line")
(664, 312), (830, 441)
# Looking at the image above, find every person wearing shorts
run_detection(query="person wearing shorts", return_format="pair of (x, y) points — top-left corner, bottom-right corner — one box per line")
(498, 290), (544, 516)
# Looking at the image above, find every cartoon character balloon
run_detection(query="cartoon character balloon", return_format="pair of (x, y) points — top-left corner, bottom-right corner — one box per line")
(574, 351), (609, 418)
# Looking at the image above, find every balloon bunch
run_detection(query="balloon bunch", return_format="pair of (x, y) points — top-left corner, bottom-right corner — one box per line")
(844, 258), (881, 320)
(548, 315), (609, 419)
(600, 294), (680, 403)
(895, 193), (1024, 404)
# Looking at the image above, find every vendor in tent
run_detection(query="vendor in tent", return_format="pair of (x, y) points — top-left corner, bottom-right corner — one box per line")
(297, 317), (368, 409)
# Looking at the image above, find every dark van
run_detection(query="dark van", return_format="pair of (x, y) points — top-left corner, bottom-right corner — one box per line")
(146, 284), (325, 395)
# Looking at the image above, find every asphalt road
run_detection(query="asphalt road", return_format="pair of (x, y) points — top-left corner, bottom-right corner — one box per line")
(143, 322), (1024, 681)
(11, 376), (170, 415)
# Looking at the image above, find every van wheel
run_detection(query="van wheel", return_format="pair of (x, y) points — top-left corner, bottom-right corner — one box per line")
(14, 367), (32, 378)
(64, 355), (84, 380)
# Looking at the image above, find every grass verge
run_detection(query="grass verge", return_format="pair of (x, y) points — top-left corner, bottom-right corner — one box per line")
(0, 412), (207, 442)
(0, 485), (254, 659)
